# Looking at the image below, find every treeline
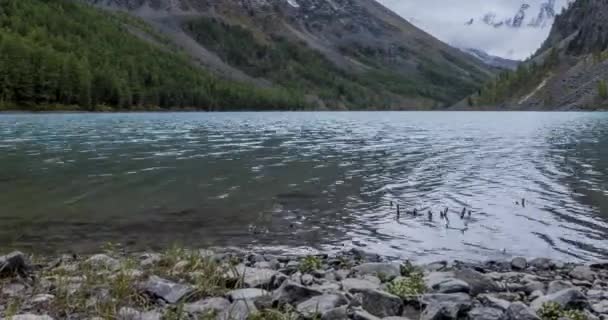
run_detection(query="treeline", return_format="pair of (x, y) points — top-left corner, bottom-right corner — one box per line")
(0, 0), (308, 111)
(473, 49), (560, 106)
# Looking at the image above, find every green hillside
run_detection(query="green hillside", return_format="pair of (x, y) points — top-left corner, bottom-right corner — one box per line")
(0, 0), (307, 111)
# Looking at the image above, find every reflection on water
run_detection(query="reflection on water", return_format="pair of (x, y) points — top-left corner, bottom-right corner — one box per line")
(0, 112), (607, 262)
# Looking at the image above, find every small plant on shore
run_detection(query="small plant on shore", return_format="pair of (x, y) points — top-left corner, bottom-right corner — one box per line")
(299, 255), (322, 273)
(538, 302), (587, 320)
(387, 272), (426, 298)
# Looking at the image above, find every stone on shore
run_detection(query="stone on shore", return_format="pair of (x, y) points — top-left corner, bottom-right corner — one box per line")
(453, 269), (499, 295)
(353, 263), (401, 280)
(218, 300), (258, 320)
(85, 254), (120, 271)
(353, 289), (403, 318)
(8, 315), (55, 320)
(547, 280), (573, 294)
(142, 275), (193, 304)
(341, 278), (381, 292)
(296, 293), (349, 317)
(569, 265), (596, 281)
(467, 307), (505, 320)
(0, 251), (29, 276)
(530, 288), (587, 312)
(184, 297), (230, 315)
(227, 288), (269, 301)
(420, 293), (472, 320)
(272, 280), (323, 306)
(425, 272), (471, 294)
(505, 302), (539, 320)
(511, 257), (527, 270)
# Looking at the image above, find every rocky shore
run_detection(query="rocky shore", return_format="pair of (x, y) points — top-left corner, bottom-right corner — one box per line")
(1, 247), (607, 320)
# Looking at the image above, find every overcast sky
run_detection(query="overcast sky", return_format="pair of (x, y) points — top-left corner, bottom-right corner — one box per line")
(378, 0), (571, 60)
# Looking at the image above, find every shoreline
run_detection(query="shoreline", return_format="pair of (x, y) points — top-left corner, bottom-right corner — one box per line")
(1, 247), (607, 319)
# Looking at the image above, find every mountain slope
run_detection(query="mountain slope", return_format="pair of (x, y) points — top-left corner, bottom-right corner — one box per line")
(465, 0), (608, 110)
(82, 0), (494, 109)
(0, 0), (308, 111)
(461, 48), (520, 71)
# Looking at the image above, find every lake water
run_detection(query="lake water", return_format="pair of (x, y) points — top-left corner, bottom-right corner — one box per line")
(1, 112), (607, 262)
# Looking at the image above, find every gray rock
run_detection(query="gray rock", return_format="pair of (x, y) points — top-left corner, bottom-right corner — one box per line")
(0, 251), (29, 275)
(218, 300), (258, 320)
(321, 305), (349, 320)
(231, 265), (278, 288)
(354, 289), (403, 318)
(86, 254), (120, 270)
(530, 288), (587, 312)
(529, 258), (553, 270)
(272, 280), (322, 306)
(302, 274), (314, 286)
(335, 269), (351, 281)
(142, 275), (193, 304)
(590, 260), (608, 269)
(420, 293), (472, 320)
(425, 272), (470, 294)
(383, 317), (414, 320)
(352, 309), (381, 320)
(505, 302), (539, 320)
(524, 281), (545, 294)
(342, 278), (381, 292)
(31, 294), (55, 305)
(354, 263), (401, 280)
(2, 282), (26, 296)
(254, 261), (272, 269)
(468, 307), (505, 320)
(478, 295), (511, 311)
(592, 300), (608, 314)
(117, 307), (162, 320)
(9, 315), (54, 320)
(454, 269), (499, 296)
(569, 265), (596, 281)
(296, 294), (349, 317)
(184, 297), (230, 315)
(547, 280), (573, 294)
(311, 281), (342, 293)
(227, 288), (269, 301)
(587, 289), (607, 300)
(530, 290), (544, 301)
(511, 257), (527, 270)
(139, 253), (161, 268)
(424, 261), (448, 272)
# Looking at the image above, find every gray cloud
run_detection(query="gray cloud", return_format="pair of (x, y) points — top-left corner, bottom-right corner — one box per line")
(378, 0), (570, 60)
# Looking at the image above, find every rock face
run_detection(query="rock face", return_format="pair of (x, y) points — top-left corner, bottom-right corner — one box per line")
(227, 288), (269, 301)
(218, 300), (257, 320)
(468, 307), (505, 320)
(142, 276), (194, 304)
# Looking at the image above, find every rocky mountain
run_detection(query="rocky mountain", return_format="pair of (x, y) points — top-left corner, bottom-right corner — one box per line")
(462, 0), (608, 110)
(461, 48), (520, 71)
(79, 0), (494, 109)
(467, 0), (568, 29)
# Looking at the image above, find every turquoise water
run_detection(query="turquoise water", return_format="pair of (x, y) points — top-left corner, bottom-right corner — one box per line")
(1, 112), (607, 262)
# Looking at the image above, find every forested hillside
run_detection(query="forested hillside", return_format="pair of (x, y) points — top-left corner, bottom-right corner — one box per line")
(0, 0), (307, 111)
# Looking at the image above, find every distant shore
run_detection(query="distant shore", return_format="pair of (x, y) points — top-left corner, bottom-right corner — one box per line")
(1, 246), (607, 319)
